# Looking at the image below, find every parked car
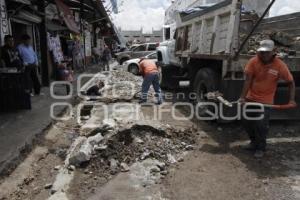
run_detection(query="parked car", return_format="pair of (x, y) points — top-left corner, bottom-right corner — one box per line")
(129, 44), (140, 50)
(112, 45), (128, 58)
(122, 52), (158, 75)
(115, 43), (159, 65)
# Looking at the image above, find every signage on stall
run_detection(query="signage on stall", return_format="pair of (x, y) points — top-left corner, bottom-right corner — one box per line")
(0, 0), (9, 45)
(85, 30), (92, 57)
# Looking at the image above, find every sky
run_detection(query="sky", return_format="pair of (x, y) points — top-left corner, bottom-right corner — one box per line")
(270, 0), (300, 16)
(106, 0), (300, 33)
(107, 0), (171, 33)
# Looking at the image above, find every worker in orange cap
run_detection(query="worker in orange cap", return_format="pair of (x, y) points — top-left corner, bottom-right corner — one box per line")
(239, 40), (296, 158)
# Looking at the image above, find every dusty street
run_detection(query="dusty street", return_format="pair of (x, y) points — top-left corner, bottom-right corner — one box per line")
(1, 0), (300, 199)
(0, 70), (299, 200)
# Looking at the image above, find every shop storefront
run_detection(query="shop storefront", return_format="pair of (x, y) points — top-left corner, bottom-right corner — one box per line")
(1, 0), (121, 85)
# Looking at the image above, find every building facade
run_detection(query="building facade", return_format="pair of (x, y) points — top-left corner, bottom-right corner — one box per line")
(120, 28), (163, 44)
(0, 0), (121, 86)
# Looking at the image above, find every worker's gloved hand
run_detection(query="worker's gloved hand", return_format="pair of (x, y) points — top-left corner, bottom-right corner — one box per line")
(288, 100), (297, 107)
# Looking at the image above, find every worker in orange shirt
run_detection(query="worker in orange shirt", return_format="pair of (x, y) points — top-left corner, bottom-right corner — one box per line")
(138, 58), (162, 104)
(239, 40), (296, 158)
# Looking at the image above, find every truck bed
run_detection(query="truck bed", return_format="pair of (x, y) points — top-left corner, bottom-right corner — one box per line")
(175, 0), (300, 61)
(256, 12), (300, 37)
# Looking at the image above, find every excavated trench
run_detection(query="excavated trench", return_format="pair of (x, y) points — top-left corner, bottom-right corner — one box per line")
(67, 124), (197, 199)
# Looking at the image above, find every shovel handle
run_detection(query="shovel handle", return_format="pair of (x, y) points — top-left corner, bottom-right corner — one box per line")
(270, 103), (297, 110)
(222, 102), (297, 110)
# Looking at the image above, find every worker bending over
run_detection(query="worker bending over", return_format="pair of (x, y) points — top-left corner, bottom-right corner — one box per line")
(138, 58), (162, 105)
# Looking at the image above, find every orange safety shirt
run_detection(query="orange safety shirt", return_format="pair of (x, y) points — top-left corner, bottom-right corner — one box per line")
(244, 55), (294, 104)
(139, 59), (158, 76)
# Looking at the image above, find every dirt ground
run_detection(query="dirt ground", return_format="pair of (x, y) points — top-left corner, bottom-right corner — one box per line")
(161, 120), (300, 200)
(0, 87), (299, 200)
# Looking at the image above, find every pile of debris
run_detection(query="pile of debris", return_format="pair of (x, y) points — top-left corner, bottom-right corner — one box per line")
(65, 120), (197, 169)
(240, 30), (298, 55)
(46, 117), (198, 199)
(80, 71), (155, 103)
(86, 125), (197, 176)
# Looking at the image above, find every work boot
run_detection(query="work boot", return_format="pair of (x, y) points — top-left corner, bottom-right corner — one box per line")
(254, 150), (264, 158)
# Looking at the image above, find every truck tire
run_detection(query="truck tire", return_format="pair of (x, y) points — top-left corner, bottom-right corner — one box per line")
(128, 64), (139, 75)
(160, 66), (179, 90)
(193, 68), (219, 117)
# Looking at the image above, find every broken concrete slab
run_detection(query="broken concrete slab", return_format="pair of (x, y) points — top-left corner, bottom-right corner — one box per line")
(48, 191), (69, 200)
(80, 103), (145, 133)
(66, 133), (104, 166)
(65, 137), (86, 166)
(109, 158), (119, 174)
(80, 71), (143, 103)
(120, 162), (130, 172)
(49, 168), (74, 196)
(87, 159), (166, 200)
(167, 154), (177, 164)
(87, 133), (104, 146)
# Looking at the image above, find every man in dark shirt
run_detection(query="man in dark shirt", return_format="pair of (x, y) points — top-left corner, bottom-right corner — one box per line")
(1, 35), (23, 70)
(102, 45), (111, 71)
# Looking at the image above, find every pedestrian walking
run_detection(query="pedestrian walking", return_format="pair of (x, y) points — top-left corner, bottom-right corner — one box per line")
(102, 45), (111, 71)
(73, 37), (84, 72)
(239, 40), (296, 158)
(17, 34), (41, 96)
(138, 58), (162, 105)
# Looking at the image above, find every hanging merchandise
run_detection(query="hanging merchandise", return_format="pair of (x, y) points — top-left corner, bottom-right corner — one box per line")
(47, 33), (64, 63)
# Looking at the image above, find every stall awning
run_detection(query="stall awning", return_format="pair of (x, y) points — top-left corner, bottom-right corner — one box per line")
(11, 0), (31, 5)
(55, 0), (80, 34)
(14, 11), (42, 24)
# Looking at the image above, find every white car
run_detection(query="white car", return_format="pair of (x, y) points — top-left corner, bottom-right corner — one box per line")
(122, 52), (158, 75)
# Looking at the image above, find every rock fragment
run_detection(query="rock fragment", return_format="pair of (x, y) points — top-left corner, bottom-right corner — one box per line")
(44, 184), (53, 189)
(110, 158), (119, 174)
(120, 163), (130, 172)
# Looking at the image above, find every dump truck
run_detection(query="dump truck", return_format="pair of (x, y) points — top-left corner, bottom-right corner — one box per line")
(157, 0), (300, 120)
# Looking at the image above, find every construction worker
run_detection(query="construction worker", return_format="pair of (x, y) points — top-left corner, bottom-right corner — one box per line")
(138, 58), (162, 104)
(239, 40), (296, 158)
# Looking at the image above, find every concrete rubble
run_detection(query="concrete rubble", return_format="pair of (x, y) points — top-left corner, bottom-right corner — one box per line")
(74, 118), (196, 178)
(44, 70), (197, 200)
(65, 132), (104, 167)
(87, 158), (170, 200)
(48, 168), (74, 200)
(240, 30), (300, 55)
(80, 71), (146, 103)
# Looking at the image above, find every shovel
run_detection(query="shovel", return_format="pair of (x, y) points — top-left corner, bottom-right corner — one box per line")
(205, 92), (297, 110)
